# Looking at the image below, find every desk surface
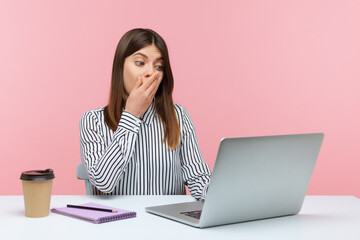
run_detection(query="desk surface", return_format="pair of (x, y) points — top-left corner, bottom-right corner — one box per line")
(1, 195), (359, 240)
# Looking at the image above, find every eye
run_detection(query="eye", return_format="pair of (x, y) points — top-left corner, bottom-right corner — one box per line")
(155, 65), (164, 71)
(135, 61), (144, 66)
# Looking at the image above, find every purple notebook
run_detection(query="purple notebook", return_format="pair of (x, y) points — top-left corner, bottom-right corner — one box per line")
(51, 202), (136, 224)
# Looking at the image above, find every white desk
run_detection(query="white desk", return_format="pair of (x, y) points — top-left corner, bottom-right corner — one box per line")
(1, 195), (359, 240)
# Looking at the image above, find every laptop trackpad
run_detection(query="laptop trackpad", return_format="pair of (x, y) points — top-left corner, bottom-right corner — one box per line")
(146, 201), (204, 225)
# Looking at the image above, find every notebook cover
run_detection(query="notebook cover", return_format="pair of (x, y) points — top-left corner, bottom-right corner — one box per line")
(51, 202), (136, 224)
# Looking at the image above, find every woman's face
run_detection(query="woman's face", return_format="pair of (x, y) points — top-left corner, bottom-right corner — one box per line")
(123, 44), (164, 97)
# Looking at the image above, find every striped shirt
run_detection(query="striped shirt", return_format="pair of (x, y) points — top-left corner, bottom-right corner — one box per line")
(79, 103), (211, 199)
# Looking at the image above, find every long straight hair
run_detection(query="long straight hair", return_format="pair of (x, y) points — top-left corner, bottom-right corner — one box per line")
(104, 28), (180, 149)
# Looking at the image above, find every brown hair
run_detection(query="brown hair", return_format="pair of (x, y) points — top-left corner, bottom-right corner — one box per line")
(104, 28), (180, 149)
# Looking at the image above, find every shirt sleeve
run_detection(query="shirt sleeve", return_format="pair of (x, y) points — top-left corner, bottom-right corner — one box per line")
(178, 105), (211, 200)
(79, 110), (141, 193)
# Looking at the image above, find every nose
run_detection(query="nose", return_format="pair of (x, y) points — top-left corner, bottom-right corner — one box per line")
(144, 67), (156, 78)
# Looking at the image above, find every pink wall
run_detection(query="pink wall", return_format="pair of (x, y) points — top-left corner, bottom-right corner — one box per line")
(1, 0), (359, 197)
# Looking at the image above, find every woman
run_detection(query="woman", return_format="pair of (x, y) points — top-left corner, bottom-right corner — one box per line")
(80, 28), (211, 199)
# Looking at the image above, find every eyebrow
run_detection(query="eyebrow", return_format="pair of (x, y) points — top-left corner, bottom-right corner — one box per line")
(133, 52), (163, 61)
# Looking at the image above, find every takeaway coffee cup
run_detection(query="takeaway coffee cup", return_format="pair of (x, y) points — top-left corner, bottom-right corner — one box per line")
(20, 169), (55, 218)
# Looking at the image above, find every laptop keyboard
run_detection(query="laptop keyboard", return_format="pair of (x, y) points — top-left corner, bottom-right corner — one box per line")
(180, 210), (202, 219)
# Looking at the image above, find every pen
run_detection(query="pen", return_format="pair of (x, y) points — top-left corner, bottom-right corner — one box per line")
(67, 204), (117, 213)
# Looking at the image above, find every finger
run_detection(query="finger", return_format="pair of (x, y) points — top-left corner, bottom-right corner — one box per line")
(140, 72), (159, 90)
(147, 75), (162, 97)
(142, 72), (158, 88)
(150, 83), (160, 99)
(133, 76), (143, 89)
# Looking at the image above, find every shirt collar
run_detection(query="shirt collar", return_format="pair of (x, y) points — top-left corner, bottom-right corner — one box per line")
(141, 101), (155, 125)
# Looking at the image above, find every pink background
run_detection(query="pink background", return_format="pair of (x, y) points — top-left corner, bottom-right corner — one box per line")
(0, 0), (359, 197)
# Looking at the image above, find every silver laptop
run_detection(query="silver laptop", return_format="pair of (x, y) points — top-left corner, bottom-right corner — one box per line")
(146, 133), (324, 228)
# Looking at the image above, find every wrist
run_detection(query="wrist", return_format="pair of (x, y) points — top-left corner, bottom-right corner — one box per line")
(124, 109), (141, 119)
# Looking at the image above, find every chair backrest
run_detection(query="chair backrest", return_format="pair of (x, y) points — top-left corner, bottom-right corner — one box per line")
(76, 163), (93, 195)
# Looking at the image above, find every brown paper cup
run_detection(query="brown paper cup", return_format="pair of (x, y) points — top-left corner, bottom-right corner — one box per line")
(20, 169), (55, 218)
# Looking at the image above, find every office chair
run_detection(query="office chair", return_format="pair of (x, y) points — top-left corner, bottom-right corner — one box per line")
(76, 163), (93, 195)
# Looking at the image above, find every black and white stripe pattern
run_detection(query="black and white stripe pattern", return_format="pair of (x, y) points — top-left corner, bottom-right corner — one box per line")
(79, 103), (211, 199)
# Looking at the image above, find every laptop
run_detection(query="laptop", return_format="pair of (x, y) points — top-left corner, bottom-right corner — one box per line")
(145, 133), (324, 228)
